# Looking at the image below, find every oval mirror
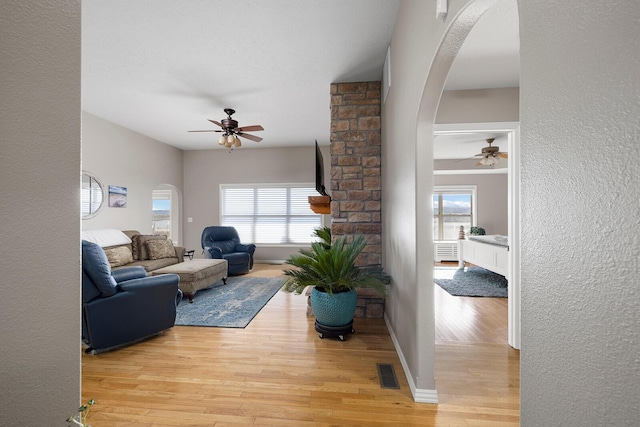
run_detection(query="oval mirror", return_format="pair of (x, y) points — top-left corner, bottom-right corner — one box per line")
(81, 172), (105, 219)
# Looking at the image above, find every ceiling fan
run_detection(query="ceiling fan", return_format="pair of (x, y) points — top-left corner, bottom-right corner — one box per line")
(474, 138), (508, 166)
(189, 108), (264, 149)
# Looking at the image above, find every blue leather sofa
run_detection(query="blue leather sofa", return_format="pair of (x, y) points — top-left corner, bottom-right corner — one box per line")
(82, 240), (181, 353)
(201, 226), (256, 276)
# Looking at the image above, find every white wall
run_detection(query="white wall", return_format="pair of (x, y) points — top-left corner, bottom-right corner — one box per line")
(434, 173), (508, 235)
(519, 1), (640, 424)
(82, 112), (184, 238)
(182, 145), (330, 262)
(0, 1), (81, 424)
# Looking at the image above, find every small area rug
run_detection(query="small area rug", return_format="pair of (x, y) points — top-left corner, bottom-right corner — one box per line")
(434, 267), (508, 298)
(175, 276), (285, 328)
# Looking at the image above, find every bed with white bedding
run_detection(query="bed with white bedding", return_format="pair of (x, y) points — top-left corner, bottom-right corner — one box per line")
(457, 231), (509, 278)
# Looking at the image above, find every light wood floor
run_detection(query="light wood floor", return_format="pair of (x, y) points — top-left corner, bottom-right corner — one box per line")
(82, 263), (519, 426)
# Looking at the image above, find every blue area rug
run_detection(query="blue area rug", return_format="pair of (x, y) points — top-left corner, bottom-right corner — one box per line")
(434, 267), (508, 298)
(175, 276), (285, 328)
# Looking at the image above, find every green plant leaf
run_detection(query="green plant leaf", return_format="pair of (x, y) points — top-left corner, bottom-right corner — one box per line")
(282, 228), (389, 297)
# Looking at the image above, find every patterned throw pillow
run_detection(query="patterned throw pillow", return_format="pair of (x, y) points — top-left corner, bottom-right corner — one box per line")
(136, 234), (167, 260)
(103, 246), (134, 268)
(146, 239), (175, 260)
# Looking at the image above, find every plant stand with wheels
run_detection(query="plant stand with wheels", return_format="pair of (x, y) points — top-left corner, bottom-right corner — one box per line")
(315, 320), (355, 341)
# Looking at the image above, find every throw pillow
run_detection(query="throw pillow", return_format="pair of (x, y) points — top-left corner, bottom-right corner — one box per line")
(136, 234), (167, 260)
(103, 246), (134, 268)
(82, 240), (118, 297)
(146, 239), (175, 260)
(123, 230), (141, 259)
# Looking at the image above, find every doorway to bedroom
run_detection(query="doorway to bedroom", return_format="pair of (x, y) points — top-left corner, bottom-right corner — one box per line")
(433, 122), (520, 349)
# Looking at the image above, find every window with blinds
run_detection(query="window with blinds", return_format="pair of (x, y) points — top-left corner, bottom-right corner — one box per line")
(433, 185), (477, 241)
(220, 184), (322, 245)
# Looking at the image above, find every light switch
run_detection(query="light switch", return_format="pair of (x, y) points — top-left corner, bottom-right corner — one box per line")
(188, 217), (193, 223)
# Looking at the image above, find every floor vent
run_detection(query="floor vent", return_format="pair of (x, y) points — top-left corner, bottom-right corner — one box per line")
(376, 363), (400, 389)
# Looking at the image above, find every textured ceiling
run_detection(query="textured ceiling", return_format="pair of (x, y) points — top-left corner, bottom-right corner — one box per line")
(82, 0), (519, 153)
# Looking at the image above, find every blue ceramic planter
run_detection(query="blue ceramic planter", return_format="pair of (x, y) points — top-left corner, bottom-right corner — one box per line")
(310, 287), (357, 327)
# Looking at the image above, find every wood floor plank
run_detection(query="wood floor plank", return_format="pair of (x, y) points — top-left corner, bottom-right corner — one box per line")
(82, 263), (519, 426)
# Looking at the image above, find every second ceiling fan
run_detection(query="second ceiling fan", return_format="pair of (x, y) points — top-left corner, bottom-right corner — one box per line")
(189, 108), (264, 149)
(474, 138), (508, 166)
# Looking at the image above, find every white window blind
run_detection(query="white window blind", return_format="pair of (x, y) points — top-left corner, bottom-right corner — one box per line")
(220, 184), (322, 244)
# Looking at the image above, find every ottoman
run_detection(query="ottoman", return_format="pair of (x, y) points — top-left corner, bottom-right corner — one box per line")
(151, 259), (228, 303)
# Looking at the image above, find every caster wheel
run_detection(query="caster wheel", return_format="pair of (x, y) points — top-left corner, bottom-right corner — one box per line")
(314, 320), (354, 341)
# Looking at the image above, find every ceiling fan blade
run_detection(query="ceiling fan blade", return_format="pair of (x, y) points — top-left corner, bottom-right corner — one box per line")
(237, 132), (262, 143)
(236, 125), (264, 132)
(188, 130), (221, 133)
(208, 119), (224, 127)
(499, 152), (509, 158)
(455, 154), (482, 162)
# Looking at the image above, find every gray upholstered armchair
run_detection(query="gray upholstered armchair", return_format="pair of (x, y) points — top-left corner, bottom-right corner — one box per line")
(82, 240), (181, 353)
(201, 226), (256, 276)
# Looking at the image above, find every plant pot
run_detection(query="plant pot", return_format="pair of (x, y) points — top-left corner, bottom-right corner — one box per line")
(310, 287), (357, 327)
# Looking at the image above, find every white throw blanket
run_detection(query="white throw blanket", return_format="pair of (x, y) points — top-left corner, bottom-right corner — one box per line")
(81, 229), (131, 247)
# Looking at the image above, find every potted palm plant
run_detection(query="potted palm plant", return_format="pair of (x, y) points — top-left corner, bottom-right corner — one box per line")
(282, 227), (389, 340)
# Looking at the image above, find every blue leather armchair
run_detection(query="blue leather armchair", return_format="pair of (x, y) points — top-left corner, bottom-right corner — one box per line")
(82, 240), (181, 353)
(201, 226), (256, 276)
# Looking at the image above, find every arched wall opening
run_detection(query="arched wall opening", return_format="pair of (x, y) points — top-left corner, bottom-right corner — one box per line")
(395, 0), (516, 402)
(152, 184), (182, 245)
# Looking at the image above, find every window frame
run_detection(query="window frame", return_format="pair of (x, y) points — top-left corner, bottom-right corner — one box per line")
(433, 185), (477, 241)
(81, 171), (105, 219)
(220, 183), (324, 246)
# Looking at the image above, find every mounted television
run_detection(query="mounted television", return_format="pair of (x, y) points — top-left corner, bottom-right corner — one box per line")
(315, 140), (329, 196)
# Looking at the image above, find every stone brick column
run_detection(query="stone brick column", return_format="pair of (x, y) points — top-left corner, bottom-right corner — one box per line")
(329, 81), (381, 267)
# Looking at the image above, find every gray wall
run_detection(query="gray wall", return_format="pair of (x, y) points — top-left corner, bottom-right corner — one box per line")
(0, 1), (81, 424)
(519, 1), (639, 425)
(82, 112), (184, 241)
(437, 87), (519, 124)
(382, 0), (439, 394)
(434, 173), (508, 235)
(182, 145), (330, 262)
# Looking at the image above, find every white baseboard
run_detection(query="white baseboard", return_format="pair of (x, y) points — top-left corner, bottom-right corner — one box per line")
(384, 314), (439, 404)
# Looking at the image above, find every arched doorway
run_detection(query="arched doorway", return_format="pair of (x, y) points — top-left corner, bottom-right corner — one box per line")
(152, 184), (181, 245)
(414, 0), (520, 401)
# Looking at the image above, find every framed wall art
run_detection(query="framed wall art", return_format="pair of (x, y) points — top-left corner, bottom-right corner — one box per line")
(108, 185), (127, 208)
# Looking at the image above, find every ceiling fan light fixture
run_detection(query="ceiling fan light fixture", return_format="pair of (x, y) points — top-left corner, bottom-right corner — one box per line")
(218, 135), (226, 145)
(478, 155), (498, 166)
(233, 136), (241, 147)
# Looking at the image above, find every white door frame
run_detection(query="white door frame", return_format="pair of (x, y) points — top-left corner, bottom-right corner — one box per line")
(434, 122), (521, 349)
